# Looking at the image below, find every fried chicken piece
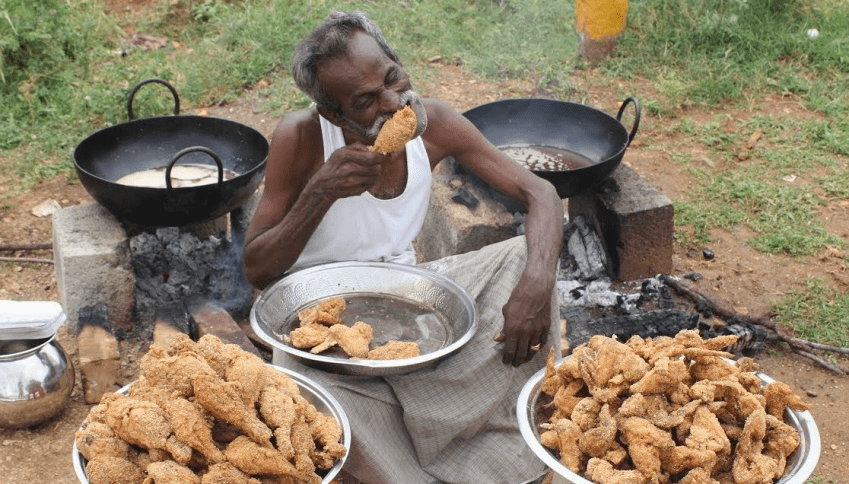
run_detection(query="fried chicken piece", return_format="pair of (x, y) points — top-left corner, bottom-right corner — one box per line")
(312, 321), (373, 358)
(763, 381), (812, 419)
(143, 459), (201, 484)
(367, 340), (420, 360)
(75, 419), (130, 461)
(201, 462), (261, 484)
(652, 399), (700, 430)
(616, 393), (669, 423)
(263, 366), (301, 397)
(290, 416), (320, 482)
(701, 334), (740, 352)
(369, 105), (417, 154)
(662, 445), (717, 475)
(620, 417), (675, 478)
(541, 347), (564, 396)
(571, 396), (602, 431)
(629, 356), (690, 396)
(140, 346), (218, 397)
(586, 457), (648, 484)
(195, 334), (231, 379)
(100, 393), (174, 453)
(85, 455), (145, 484)
(287, 324), (331, 350)
(258, 385), (298, 460)
(226, 350), (267, 407)
(764, 413), (802, 477)
(162, 397), (226, 465)
(552, 380), (587, 420)
(192, 374), (273, 445)
(224, 435), (306, 479)
(579, 336), (649, 403)
(164, 332), (197, 355)
(297, 297), (346, 326)
(732, 408), (779, 484)
(308, 412), (347, 469)
(689, 355), (739, 381)
(685, 405), (731, 455)
(539, 418), (584, 473)
(558, 346), (585, 380)
(578, 404), (620, 458)
(678, 467), (720, 484)
(127, 381), (179, 408)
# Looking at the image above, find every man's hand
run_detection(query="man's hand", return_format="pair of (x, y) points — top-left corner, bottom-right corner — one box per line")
(310, 143), (388, 199)
(495, 278), (552, 367)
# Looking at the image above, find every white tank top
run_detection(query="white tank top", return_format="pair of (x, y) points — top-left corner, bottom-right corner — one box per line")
(289, 114), (432, 272)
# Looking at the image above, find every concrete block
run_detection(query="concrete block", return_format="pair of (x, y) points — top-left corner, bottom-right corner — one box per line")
(568, 163), (673, 281)
(52, 203), (136, 336)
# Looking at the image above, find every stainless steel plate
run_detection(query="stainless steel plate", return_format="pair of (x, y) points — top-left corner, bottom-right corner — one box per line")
(250, 261), (477, 376)
(517, 358), (821, 484)
(72, 365), (350, 484)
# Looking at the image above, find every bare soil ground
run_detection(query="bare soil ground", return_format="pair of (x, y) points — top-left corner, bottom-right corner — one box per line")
(1, 48), (847, 484)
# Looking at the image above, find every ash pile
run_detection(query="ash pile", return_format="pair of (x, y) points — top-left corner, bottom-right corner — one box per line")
(128, 227), (254, 340)
(556, 215), (766, 355)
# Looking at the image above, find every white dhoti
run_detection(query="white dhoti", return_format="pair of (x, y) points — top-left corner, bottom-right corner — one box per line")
(276, 236), (560, 484)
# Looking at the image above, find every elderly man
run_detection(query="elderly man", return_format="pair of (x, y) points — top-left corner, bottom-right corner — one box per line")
(244, 10), (564, 484)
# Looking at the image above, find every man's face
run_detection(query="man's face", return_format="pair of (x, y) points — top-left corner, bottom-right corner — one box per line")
(317, 32), (427, 144)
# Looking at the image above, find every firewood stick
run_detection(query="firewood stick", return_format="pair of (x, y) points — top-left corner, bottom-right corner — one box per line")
(659, 274), (849, 374)
(796, 350), (849, 375)
(0, 242), (52, 251)
(0, 256), (54, 264)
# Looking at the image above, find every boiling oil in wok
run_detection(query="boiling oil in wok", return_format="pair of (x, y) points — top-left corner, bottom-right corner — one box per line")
(499, 144), (594, 172)
(115, 163), (237, 188)
(287, 294), (452, 358)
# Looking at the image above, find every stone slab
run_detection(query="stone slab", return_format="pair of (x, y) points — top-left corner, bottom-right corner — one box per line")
(416, 173), (519, 263)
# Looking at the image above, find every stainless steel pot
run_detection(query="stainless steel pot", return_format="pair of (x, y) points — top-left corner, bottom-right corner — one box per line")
(0, 335), (75, 428)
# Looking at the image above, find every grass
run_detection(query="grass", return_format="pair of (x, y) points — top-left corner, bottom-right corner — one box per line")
(2, 0), (848, 343)
(774, 279), (849, 348)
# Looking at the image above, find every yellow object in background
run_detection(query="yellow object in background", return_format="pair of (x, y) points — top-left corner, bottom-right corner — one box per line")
(575, 0), (629, 61)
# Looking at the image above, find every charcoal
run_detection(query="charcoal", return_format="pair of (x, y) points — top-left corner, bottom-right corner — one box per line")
(450, 186), (478, 208)
(566, 309), (699, 349)
(130, 229), (254, 327)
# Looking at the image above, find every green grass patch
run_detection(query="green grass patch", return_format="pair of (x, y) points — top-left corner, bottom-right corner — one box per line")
(773, 278), (849, 348)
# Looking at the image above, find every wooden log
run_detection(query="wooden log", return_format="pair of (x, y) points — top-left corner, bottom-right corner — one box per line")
(187, 298), (264, 356)
(77, 304), (121, 403)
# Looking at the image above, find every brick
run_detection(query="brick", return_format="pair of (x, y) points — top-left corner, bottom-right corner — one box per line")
(568, 163), (673, 281)
(187, 298), (262, 356)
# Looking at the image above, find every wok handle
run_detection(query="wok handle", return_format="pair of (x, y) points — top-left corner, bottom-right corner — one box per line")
(616, 97), (641, 146)
(127, 78), (181, 120)
(165, 146), (224, 191)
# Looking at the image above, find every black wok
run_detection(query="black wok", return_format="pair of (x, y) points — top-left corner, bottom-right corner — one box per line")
(462, 97), (640, 198)
(73, 79), (269, 227)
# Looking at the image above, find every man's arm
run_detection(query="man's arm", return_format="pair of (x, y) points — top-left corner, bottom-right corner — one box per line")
(422, 99), (564, 367)
(243, 109), (387, 289)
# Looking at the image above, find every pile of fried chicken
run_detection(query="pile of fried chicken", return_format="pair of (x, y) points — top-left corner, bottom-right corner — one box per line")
(286, 296), (420, 360)
(75, 333), (346, 484)
(537, 330), (812, 484)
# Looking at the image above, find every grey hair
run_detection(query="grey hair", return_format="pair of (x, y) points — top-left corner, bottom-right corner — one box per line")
(291, 10), (400, 115)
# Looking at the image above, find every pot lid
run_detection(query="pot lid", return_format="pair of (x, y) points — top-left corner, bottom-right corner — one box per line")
(0, 300), (67, 340)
